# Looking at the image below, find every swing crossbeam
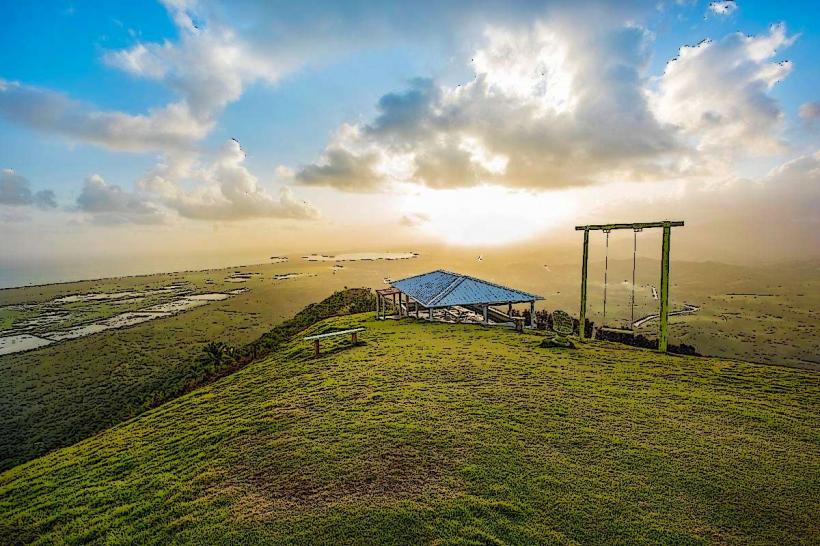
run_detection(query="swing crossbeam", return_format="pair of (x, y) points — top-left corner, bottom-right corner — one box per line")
(575, 221), (684, 232)
(576, 220), (684, 353)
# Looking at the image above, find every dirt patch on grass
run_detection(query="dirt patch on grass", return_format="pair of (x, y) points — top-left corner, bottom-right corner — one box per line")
(223, 439), (465, 522)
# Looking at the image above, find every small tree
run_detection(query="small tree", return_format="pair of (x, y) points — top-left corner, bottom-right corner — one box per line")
(200, 341), (233, 372)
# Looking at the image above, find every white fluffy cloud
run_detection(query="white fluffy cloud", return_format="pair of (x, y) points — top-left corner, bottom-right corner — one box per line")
(76, 175), (166, 224)
(652, 23), (795, 155)
(70, 140), (319, 224)
(140, 140), (320, 221)
(293, 19), (683, 192)
(290, 16), (798, 194)
(0, 80), (209, 153)
(103, 1), (279, 126)
(0, 169), (56, 209)
(0, 0), (279, 152)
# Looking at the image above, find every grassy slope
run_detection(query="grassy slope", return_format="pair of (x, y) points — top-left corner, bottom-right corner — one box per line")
(0, 267), (363, 471)
(2, 315), (818, 545)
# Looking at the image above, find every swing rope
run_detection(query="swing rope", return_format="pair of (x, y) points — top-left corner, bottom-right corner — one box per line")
(602, 228), (639, 331)
(602, 230), (610, 326)
(631, 229), (637, 327)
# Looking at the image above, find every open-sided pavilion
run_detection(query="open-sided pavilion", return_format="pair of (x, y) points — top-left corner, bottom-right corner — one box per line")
(376, 270), (543, 328)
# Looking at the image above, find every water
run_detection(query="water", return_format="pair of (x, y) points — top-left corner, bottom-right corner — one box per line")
(0, 293), (234, 355)
(301, 252), (418, 262)
(0, 334), (54, 355)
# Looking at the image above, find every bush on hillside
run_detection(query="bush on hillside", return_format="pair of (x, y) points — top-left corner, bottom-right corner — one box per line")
(594, 328), (700, 356)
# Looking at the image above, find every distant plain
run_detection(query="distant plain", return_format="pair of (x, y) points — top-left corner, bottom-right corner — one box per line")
(1, 248), (817, 470)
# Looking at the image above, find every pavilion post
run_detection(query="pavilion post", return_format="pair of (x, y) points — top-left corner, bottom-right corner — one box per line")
(376, 293), (380, 319)
(579, 228), (589, 340)
(483, 305), (489, 325)
(415, 300), (419, 318)
(507, 303), (512, 316)
(658, 222), (672, 352)
(429, 307), (433, 321)
(530, 301), (535, 328)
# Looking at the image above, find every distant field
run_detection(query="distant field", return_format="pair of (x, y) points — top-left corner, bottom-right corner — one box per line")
(0, 256), (410, 470)
(1, 316), (817, 544)
(1, 252), (818, 471)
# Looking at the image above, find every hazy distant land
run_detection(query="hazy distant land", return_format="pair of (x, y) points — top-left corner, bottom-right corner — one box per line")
(1, 248), (817, 469)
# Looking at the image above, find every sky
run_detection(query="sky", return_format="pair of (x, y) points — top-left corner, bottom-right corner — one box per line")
(0, 0), (818, 282)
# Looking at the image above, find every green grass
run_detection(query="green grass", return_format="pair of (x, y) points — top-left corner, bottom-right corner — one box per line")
(1, 315), (817, 545)
(0, 308), (37, 331)
(2, 255), (818, 472)
(0, 282), (371, 471)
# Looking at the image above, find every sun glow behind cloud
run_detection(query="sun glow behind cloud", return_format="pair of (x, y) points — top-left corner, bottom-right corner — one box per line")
(400, 184), (578, 246)
(472, 25), (576, 115)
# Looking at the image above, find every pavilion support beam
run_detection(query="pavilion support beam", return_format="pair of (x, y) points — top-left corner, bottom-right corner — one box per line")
(376, 293), (380, 319)
(579, 228), (589, 340)
(429, 307), (433, 321)
(658, 222), (672, 352)
(483, 305), (489, 325)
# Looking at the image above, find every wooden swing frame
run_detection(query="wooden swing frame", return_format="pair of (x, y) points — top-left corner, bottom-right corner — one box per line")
(576, 221), (684, 352)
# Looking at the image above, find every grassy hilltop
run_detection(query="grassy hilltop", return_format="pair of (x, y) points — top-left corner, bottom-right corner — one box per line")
(1, 315), (819, 545)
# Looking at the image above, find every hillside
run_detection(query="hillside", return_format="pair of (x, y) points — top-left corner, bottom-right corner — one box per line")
(1, 315), (818, 545)
(0, 281), (372, 471)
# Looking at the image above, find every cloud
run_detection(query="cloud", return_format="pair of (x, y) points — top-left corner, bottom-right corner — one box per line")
(0, 169), (56, 209)
(799, 101), (820, 121)
(103, 1), (280, 123)
(294, 127), (385, 193)
(399, 212), (430, 227)
(651, 23), (795, 156)
(0, 1), (659, 157)
(708, 1), (738, 16)
(141, 139), (320, 221)
(687, 150), (820, 258)
(0, 0), (279, 152)
(76, 175), (166, 224)
(0, 80), (209, 152)
(294, 17), (682, 193)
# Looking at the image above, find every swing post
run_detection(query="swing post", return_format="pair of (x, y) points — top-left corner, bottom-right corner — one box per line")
(579, 228), (590, 341)
(658, 222), (672, 352)
(575, 221), (683, 353)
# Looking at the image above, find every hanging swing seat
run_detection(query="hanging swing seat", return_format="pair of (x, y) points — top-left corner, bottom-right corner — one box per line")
(596, 226), (643, 339)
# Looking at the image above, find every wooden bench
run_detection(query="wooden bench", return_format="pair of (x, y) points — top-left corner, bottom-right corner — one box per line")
(303, 328), (365, 356)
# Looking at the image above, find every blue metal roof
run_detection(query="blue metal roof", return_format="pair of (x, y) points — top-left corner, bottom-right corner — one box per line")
(391, 270), (543, 308)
